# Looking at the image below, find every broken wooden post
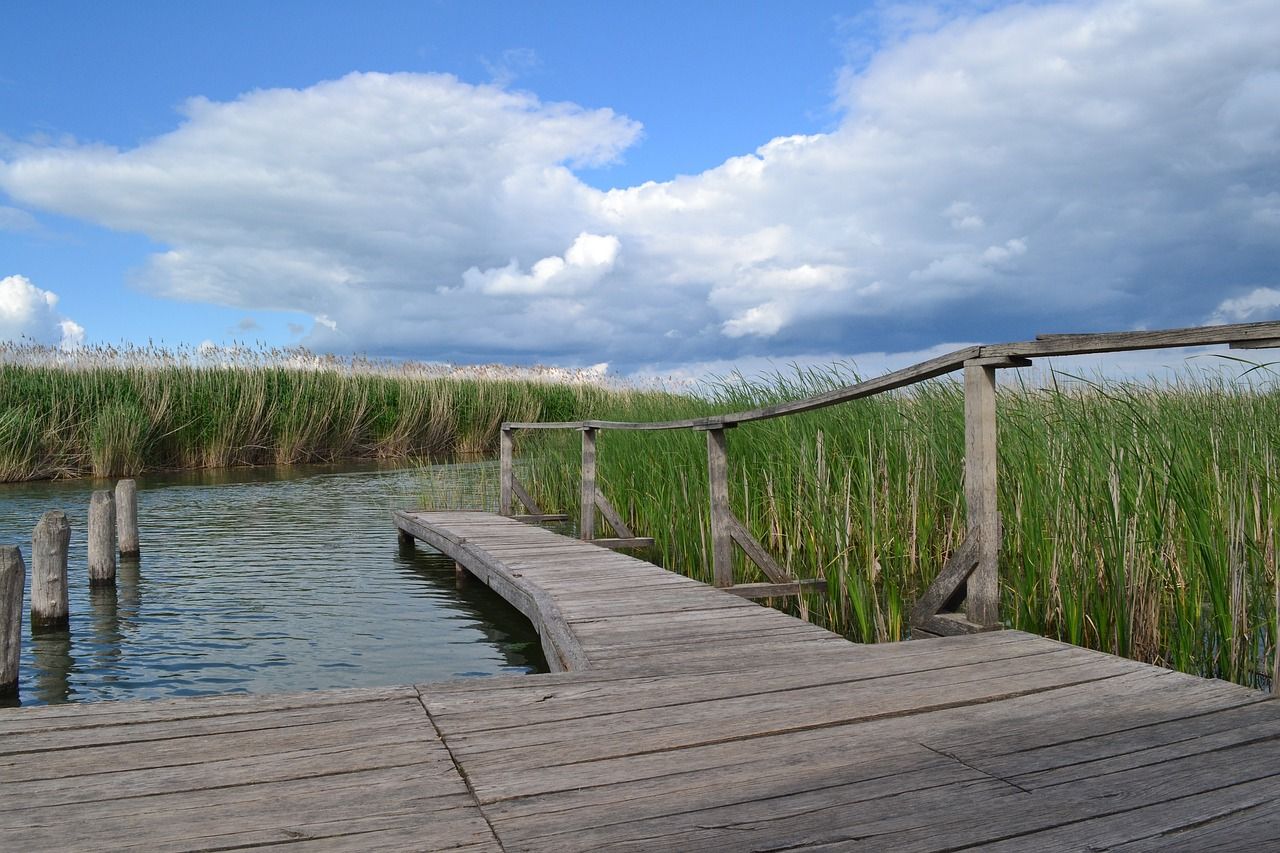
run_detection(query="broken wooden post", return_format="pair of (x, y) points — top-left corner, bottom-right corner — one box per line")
(115, 479), (139, 556)
(499, 428), (514, 517)
(963, 362), (1000, 627)
(706, 427), (734, 588)
(1, 546), (25, 698)
(88, 490), (117, 586)
(580, 427), (597, 541)
(31, 510), (70, 631)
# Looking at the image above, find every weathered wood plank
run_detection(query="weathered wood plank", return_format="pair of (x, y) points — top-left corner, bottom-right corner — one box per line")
(587, 537), (656, 550)
(722, 579), (826, 598)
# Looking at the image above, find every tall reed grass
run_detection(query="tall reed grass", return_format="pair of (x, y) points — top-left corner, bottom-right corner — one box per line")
(522, 364), (1280, 689)
(0, 342), (666, 481)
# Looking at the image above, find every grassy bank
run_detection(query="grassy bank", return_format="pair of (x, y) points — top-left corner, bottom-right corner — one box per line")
(0, 343), (665, 481)
(522, 366), (1280, 689)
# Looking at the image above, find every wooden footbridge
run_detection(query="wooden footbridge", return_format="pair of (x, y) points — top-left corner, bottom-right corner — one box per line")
(3, 322), (1280, 850)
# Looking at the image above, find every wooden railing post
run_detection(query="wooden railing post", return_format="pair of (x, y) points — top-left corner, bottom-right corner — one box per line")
(706, 427), (734, 588)
(499, 428), (514, 517)
(964, 362), (1000, 627)
(580, 428), (597, 541)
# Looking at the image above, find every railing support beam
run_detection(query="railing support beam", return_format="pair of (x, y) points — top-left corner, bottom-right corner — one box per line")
(580, 427), (597, 541)
(964, 362), (1001, 628)
(706, 427), (735, 588)
(499, 428), (514, 517)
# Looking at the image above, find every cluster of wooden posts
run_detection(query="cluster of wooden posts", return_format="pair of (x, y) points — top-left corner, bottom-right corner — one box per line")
(0, 479), (140, 699)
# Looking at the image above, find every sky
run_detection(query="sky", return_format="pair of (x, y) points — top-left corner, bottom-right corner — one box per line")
(1, 0), (1279, 381)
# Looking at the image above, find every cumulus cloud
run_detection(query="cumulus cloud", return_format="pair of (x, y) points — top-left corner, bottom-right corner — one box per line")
(1, 1), (1278, 371)
(460, 232), (619, 295)
(0, 275), (84, 348)
(1210, 287), (1280, 324)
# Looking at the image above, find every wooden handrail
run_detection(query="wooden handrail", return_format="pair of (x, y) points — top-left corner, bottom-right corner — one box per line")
(498, 320), (1280, 632)
(503, 320), (1280, 433)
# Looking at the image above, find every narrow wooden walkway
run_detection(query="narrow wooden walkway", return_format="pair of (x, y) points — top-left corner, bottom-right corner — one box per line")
(2, 511), (1278, 851)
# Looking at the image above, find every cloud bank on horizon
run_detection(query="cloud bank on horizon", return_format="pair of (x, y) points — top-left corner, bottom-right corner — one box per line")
(1, 0), (1278, 374)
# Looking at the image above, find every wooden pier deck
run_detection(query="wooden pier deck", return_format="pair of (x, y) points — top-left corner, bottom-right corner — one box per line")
(2, 511), (1278, 851)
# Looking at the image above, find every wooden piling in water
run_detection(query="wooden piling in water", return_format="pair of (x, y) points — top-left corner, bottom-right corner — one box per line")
(88, 490), (117, 585)
(116, 479), (139, 557)
(31, 510), (70, 630)
(0, 546), (25, 697)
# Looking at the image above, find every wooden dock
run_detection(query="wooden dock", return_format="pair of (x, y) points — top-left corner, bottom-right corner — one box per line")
(2, 510), (1276, 851)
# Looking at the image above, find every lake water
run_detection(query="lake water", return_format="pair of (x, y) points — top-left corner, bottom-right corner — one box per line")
(1, 461), (547, 707)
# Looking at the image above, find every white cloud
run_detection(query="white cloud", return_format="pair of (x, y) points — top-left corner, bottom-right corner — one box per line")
(1210, 287), (1280, 324)
(1, 2), (1278, 372)
(58, 319), (85, 349)
(0, 274), (84, 348)
(461, 232), (619, 295)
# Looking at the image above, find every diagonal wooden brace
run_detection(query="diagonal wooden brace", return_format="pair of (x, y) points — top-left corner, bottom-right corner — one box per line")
(910, 529), (980, 625)
(727, 515), (792, 584)
(594, 488), (635, 540)
(510, 476), (544, 516)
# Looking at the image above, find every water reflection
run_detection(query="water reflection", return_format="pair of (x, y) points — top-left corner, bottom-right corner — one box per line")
(1, 461), (547, 706)
(28, 628), (73, 706)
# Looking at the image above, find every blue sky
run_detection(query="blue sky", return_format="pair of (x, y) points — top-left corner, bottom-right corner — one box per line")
(2, 0), (1278, 378)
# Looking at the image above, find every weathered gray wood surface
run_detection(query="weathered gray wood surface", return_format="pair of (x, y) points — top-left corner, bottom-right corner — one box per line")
(579, 427), (596, 541)
(0, 546), (23, 695)
(499, 428), (513, 516)
(0, 687), (501, 851)
(115, 478), (139, 556)
(87, 490), (116, 585)
(4, 512), (1277, 850)
(30, 510), (70, 630)
(964, 361), (1000, 627)
(705, 428), (734, 588)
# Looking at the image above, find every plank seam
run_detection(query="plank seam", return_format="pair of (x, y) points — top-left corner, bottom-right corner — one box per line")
(414, 685), (509, 853)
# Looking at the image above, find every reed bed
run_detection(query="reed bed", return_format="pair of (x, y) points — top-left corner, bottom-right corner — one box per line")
(522, 365), (1280, 689)
(0, 342), (666, 480)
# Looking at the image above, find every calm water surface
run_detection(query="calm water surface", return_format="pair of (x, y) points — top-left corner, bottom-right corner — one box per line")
(1, 461), (547, 707)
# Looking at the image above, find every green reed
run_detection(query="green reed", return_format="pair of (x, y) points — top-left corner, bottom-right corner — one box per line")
(522, 365), (1280, 689)
(0, 342), (669, 481)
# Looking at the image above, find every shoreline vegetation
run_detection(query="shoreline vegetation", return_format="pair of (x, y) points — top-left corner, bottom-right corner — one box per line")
(522, 363), (1280, 691)
(3, 342), (1276, 691)
(0, 342), (670, 481)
